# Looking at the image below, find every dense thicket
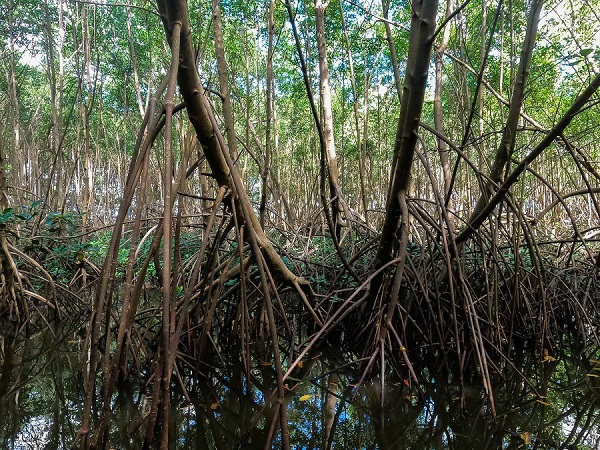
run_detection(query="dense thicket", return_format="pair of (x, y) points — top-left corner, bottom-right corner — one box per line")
(1, 0), (599, 447)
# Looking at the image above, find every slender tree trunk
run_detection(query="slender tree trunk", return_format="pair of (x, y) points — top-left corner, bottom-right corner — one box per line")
(315, 0), (348, 236)
(80, 4), (96, 246)
(434, 0), (453, 201)
(371, 0), (439, 283)
(212, 0), (238, 159)
(382, 0), (403, 102)
(477, 0), (487, 170)
(465, 0), (543, 229)
(42, 0), (66, 213)
(339, 0), (368, 225)
(261, 0), (275, 226)
(126, 5), (146, 119)
(362, 58), (372, 215)
(272, 100), (294, 225)
(6, 0), (22, 190)
(323, 372), (339, 446)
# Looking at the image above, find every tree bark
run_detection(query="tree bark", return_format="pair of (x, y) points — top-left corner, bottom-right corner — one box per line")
(433, 0), (453, 201)
(315, 0), (348, 236)
(382, 0), (403, 102)
(339, 0), (369, 225)
(323, 373), (339, 446)
(261, 0), (275, 226)
(464, 0), (543, 231)
(372, 0), (439, 276)
(156, 0), (308, 291)
(212, 0), (238, 159)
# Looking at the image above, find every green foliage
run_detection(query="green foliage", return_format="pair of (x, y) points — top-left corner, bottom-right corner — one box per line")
(0, 200), (96, 283)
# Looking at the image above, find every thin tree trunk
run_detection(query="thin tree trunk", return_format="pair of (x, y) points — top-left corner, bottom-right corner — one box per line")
(477, 0), (487, 171)
(6, 0), (22, 189)
(212, 0), (238, 159)
(80, 4), (96, 247)
(434, 0), (453, 201)
(339, 0), (368, 225)
(465, 0), (543, 229)
(41, 0), (66, 214)
(372, 0), (439, 276)
(261, 0), (275, 226)
(158, 18), (182, 449)
(382, 0), (403, 102)
(323, 373), (339, 446)
(126, 5), (146, 119)
(315, 0), (348, 236)
(272, 100), (294, 225)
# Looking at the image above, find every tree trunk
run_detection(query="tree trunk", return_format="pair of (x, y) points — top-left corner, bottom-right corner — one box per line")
(212, 0), (238, 159)
(382, 0), (403, 102)
(433, 0), (453, 202)
(323, 373), (339, 446)
(156, 0), (308, 290)
(315, 0), (348, 236)
(464, 0), (543, 231)
(339, 0), (368, 225)
(372, 0), (439, 277)
(261, 0), (275, 226)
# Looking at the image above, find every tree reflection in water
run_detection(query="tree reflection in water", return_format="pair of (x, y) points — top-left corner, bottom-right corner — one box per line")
(1, 322), (599, 449)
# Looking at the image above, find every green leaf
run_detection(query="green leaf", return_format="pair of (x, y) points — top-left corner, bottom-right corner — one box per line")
(0, 210), (14, 223)
(580, 48), (593, 57)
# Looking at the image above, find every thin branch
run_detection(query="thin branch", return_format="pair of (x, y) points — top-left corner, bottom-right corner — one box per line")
(69, 0), (159, 17)
(456, 72), (600, 243)
(344, 0), (409, 30)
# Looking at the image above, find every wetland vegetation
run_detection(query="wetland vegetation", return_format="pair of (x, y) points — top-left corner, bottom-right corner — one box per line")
(1, 0), (600, 447)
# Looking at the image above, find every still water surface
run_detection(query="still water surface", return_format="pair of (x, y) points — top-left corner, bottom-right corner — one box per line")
(1, 321), (599, 449)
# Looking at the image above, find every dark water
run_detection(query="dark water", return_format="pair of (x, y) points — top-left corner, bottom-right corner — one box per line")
(1, 322), (599, 449)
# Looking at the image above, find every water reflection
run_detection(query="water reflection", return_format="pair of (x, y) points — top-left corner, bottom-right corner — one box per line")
(0, 322), (84, 449)
(1, 323), (599, 449)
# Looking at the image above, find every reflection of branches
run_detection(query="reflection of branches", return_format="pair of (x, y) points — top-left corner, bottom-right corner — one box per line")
(0, 323), (83, 449)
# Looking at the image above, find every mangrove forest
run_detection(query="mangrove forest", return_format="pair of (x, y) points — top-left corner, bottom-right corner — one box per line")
(1, 0), (600, 447)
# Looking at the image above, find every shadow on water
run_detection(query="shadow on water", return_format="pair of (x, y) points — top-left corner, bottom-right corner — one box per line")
(1, 320), (599, 449)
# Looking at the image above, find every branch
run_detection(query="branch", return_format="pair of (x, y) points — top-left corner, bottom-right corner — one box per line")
(344, 0), (409, 30)
(456, 72), (600, 243)
(69, 0), (159, 17)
